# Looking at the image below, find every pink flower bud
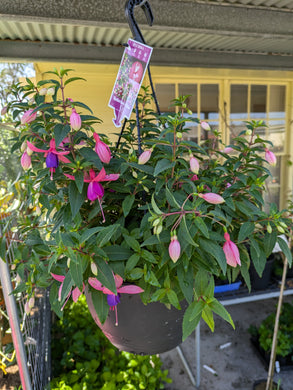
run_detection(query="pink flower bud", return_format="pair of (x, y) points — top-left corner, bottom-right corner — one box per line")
(190, 156), (199, 174)
(223, 147), (233, 154)
(1, 106), (8, 116)
(28, 297), (35, 309)
(70, 108), (81, 130)
(21, 151), (31, 170)
(169, 235), (181, 263)
(47, 87), (55, 96)
(200, 121), (210, 131)
(198, 192), (225, 204)
(138, 149), (152, 165)
(223, 232), (241, 267)
(91, 262), (98, 275)
(265, 148), (277, 166)
(26, 145), (33, 156)
(93, 133), (111, 164)
(25, 301), (31, 315)
(191, 174), (199, 181)
(39, 87), (47, 96)
(21, 109), (37, 124)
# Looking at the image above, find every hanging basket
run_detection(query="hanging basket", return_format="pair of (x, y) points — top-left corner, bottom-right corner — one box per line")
(85, 289), (188, 355)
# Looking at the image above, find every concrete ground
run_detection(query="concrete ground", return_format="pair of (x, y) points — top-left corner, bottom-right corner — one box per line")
(160, 297), (293, 390)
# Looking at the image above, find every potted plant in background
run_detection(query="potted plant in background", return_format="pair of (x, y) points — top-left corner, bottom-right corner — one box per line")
(1, 68), (292, 355)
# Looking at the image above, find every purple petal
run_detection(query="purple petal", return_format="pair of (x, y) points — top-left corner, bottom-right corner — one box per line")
(46, 152), (59, 168)
(107, 294), (120, 307)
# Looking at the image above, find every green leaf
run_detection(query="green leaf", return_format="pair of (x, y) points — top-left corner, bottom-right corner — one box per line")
(238, 222), (255, 243)
(250, 245), (266, 277)
(123, 234), (140, 252)
(189, 299), (206, 322)
(64, 77), (86, 86)
(60, 273), (74, 304)
(154, 159), (175, 176)
(165, 186), (180, 208)
(94, 257), (116, 294)
(198, 238), (227, 274)
(68, 181), (86, 218)
(80, 226), (103, 244)
(79, 147), (103, 169)
(103, 245), (133, 261)
(277, 236), (292, 266)
(177, 264), (194, 304)
(74, 170), (84, 194)
(151, 194), (162, 215)
(209, 298), (235, 329)
(145, 270), (161, 287)
(70, 259), (84, 289)
(122, 194), (135, 217)
(167, 290), (181, 309)
(141, 249), (157, 263)
(96, 224), (120, 247)
(264, 231), (277, 258)
(125, 254), (140, 273)
(202, 305), (214, 332)
(181, 216), (198, 247)
(73, 101), (93, 114)
(54, 123), (71, 146)
(194, 217), (209, 239)
(182, 302), (203, 341)
(0, 236), (6, 260)
(89, 289), (109, 324)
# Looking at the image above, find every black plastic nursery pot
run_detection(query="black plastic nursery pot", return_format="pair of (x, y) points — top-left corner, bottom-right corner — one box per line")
(250, 258), (275, 291)
(253, 379), (283, 390)
(86, 289), (188, 355)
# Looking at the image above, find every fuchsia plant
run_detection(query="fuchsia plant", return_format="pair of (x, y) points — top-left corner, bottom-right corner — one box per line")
(4, 69), (292, 340)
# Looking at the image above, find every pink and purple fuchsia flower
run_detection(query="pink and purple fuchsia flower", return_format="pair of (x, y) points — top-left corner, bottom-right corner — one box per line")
(65, 167), (119, 222)
(27, 139), (71, 179)
(223, 232), (241, 268)
(88, 274), (144, 325)
(93, 133), (111, 164)
(51, 273), (85, 310)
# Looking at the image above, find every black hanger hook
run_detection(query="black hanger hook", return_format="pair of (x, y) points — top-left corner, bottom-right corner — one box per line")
(125, 0), (154, 44)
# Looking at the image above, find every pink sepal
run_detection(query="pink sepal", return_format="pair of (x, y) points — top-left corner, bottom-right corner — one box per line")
(118, 285), (144, 294)
(88, 277), (103, 291)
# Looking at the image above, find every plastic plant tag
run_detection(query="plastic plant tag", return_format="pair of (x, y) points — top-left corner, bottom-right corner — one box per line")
(108, 38), (153, 127)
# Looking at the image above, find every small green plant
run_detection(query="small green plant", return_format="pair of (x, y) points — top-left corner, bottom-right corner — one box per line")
(249, 301), (293, 358)
(50, 295), (171, 390)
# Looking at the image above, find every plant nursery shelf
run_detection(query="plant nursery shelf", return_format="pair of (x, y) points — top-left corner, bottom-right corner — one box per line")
(180, 279), (293, 389)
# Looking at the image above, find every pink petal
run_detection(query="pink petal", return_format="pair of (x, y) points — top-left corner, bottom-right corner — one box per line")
(88, 277), (103, 291)
(51, 273), (65, 282)
(114, 274), (124, 289)
(118, 285), (144, 294)
(27, 141), (48, 153)
(72, 286), (82, 302)
(92, 167), (106, 182)
(58, 154), (71, 163)
(104, 173), (120, 182)
(64, 173), (76, 180)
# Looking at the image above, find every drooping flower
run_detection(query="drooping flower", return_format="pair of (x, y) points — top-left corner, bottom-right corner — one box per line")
(21, 109), (37, 125)
(70, 108), (82, 130)
(223, 232), (241, 267)
(189, 155), (199, 174)
(21, 151), (31, 170)
(27, 139), (70, 179)
(65, 167), (119, 222)
(198, 192), (225, 204)
(200, 121), (210, 131)
(223, 147), (233, 154)
(138, 149), (152, 165)
(169, 235), (181, 263)
(265, 148), (277, 166)
(93, 133), (111, 163)
(39, 88), (47, 96)
(47, 87), (55, 96)
(51, 273), (85, 310)
(88, 274), (144, 325)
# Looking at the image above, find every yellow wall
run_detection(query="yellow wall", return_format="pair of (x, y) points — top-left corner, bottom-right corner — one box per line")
(35, 62), (293, 208)
(35, 63), (121, 141)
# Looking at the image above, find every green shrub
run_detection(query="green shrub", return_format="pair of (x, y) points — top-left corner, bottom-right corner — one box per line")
(50, 296), (171, 389)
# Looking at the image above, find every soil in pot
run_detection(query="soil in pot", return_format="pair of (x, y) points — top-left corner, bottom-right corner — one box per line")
(253, 379), (282, 390)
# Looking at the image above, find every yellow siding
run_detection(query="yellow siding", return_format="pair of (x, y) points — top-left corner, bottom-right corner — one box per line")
(35, 62), (293, 208)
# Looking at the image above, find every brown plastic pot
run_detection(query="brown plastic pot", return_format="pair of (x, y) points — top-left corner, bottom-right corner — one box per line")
(86, 289), (188, 355)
